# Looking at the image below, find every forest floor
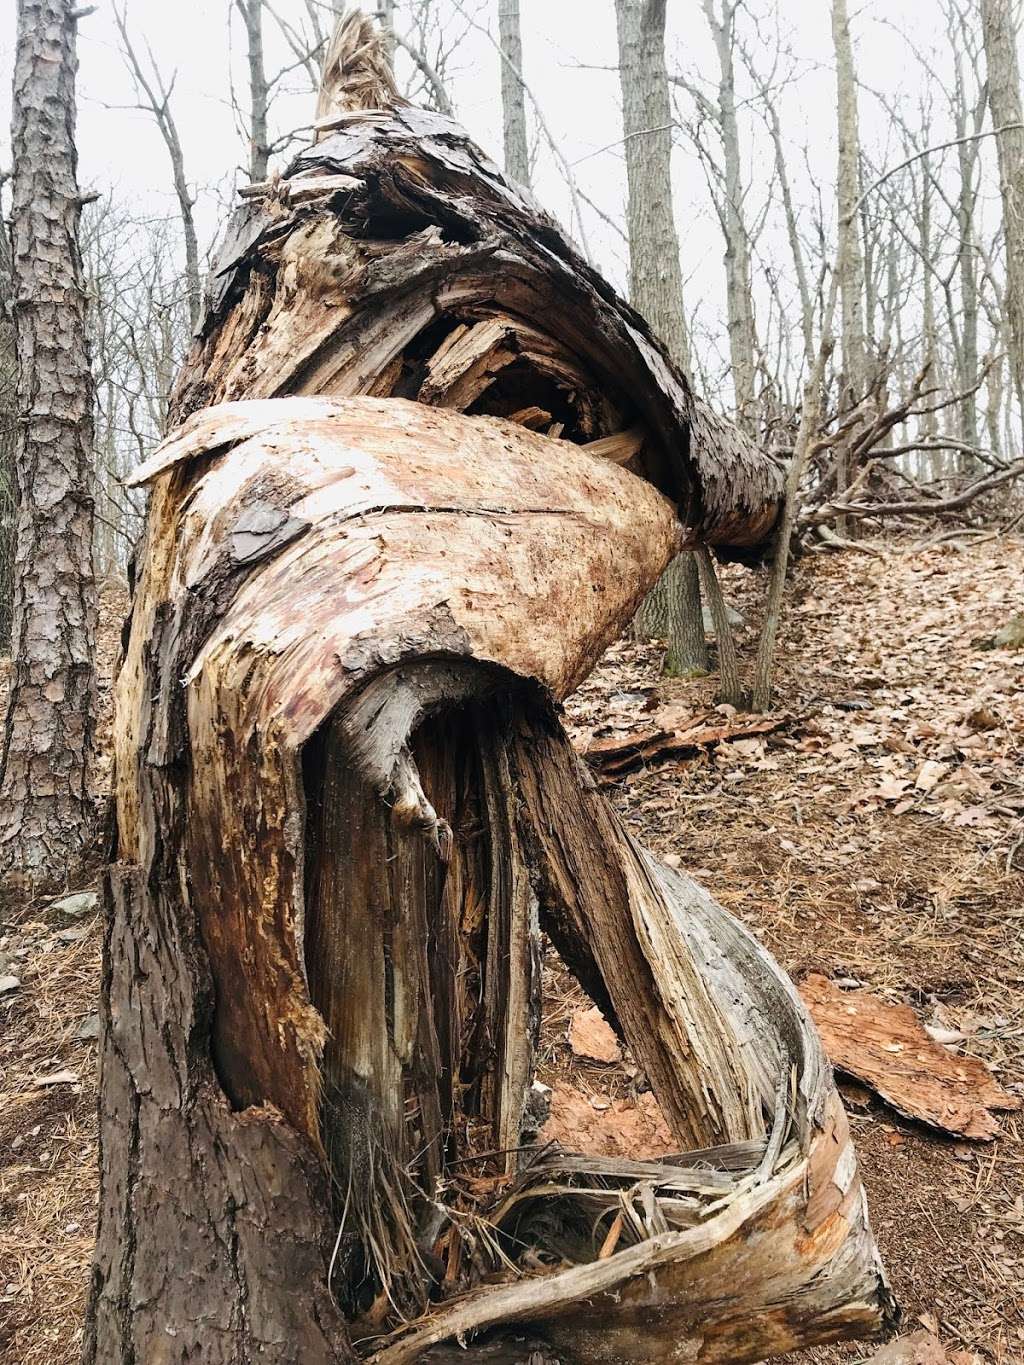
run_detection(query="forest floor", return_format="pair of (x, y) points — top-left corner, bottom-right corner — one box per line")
(1, 541), (1023, 1364)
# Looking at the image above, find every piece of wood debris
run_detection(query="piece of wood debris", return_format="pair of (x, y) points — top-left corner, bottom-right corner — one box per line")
(31, 1069), (79, 1088)
(800, 973), (1020, 1140)
(862, 1329), (948, 1363)
(567, 1006), (622, 1064)
(582, 711), (788, 776)
(581, 427), (645, 465)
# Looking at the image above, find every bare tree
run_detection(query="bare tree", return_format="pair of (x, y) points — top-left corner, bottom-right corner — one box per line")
(113, 5), (201, 331)
(831, 0), (868, 517)
(831, 0), (867, 392)
(615, 0), (706, 677)
(981, 0), (1024, 425)
(699, 0), (758, 436)
(499, 0), (530, 185)
(235, 0), (271, 181)
(0, 0), (97, 886)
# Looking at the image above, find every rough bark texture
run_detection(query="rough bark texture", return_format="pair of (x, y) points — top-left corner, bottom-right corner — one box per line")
(0, 0), (97, 886)
(0, 221), (15, 652)
(87, 20), (891, 1364)
(498, 0), (530, 187)
(615, 0), (711, 670)
(981, 0), (1024, 422)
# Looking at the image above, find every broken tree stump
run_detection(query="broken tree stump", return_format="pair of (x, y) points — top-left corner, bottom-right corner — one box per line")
(84, 14), (895, 1365)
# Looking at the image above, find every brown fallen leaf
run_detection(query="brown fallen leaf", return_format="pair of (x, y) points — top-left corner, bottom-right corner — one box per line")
(567, 1006), (622, 1064)
(914, 759), (949, 792)
(799, 974), (1020, 1140)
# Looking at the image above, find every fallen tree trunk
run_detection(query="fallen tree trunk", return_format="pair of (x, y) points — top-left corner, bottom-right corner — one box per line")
(85, 16), (894, 1365)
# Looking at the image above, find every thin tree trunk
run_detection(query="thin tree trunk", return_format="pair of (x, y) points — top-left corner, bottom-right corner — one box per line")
(832, 0), (867, 532)
(919, 167), (939, 442)
(114, 6), (202, 330)
(237, 0), (271, 182)
(702, 0), (757, 436)
(615, 0), (706, 673)
(981, 0), (1024, 429)
(753, 280), (839, 712)
(84, 19), (893, 1362)
(498, 0), (530, 186)
(768, 104), (814, 369)
(0, 0), (97, 886)
(696, 545), (743, 705)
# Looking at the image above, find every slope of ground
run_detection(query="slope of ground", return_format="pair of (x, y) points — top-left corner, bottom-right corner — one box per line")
(1, 542), (1022, 1363)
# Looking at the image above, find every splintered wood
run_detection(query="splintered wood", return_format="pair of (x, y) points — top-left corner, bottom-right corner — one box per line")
(87, 14), (893, 1365)
(801, 973), (1020, 1140)
(582, 709), (789, 776)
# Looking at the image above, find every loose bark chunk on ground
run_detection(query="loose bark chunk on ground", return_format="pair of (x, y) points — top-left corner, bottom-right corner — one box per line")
(801, 973), (1020, 1139)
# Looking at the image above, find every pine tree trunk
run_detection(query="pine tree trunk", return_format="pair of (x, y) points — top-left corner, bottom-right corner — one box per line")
(85, 17), (890, 1362)
(0, 235), (15, 652)
(0, 0), (97, 887)
(981, 0), (1024, 426)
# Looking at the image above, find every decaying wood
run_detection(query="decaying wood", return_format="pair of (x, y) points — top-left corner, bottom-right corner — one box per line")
(801, 973), (1020, 1140)
(168, 54), (783, 558)
(582, 710), (788, 777)
(88, 17), (893, 1364)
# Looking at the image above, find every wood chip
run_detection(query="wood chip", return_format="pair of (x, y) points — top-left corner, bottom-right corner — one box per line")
(800, 974), (1020, 1140)
(31, 1069), (78, 1088)
(862, 1329), (949, 1363)
(567, 1006), (621, 1064)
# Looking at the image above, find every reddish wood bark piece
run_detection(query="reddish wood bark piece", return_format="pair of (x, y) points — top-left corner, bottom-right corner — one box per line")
(583, 711), (788, 774)
(863, 1330), (949, 1363)
(567, 1005), (622, 1063)
(800, 973), (1020, 1140)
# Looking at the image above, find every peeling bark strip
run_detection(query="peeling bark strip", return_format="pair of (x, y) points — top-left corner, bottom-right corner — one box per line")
(88, 19), (891, 1364)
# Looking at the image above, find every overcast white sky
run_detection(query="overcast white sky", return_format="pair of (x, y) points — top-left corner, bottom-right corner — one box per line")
(0, 0), (1005, 401)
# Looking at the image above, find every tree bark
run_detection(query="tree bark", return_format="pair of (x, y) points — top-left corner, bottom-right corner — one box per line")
(702, 0), (758, 437)
(832, 0), (867, 531)
(0, 216), (15, 651)
(237, 0), (271, 182)
(85, 16), (889, 1363)
(0, 0), (97, 887)
(980, 0), (1024, 426)
(615, 0), (709, 673)
(498, 0), (530, 187)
